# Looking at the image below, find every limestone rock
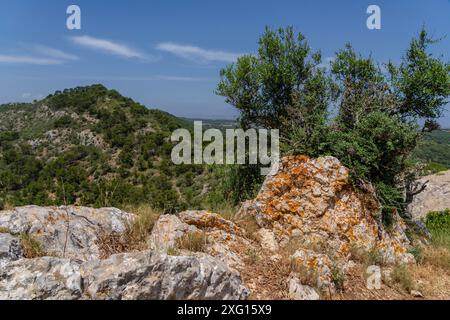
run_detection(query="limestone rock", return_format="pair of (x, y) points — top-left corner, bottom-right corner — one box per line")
(291, 249), (334, 291)
(0, 257), (83, 300)
(150, 211), (257, 270)
(253, 156), (413, 265)
(408, 170), (450, 221)
(179, 210), (246, 237)
(288, 277), (320, 300)
(0, 251), (249, 300)
(0, 233), (23, 268)
(148, 214), (198, 251)
(255, 228), (279, 252)
(81, 251), (249, 300)
(0, 206), (134, 261)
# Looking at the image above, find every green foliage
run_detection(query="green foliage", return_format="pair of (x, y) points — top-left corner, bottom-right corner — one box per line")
(425, 210), (450, 249)
(206, 164), (264, 208)
(217, 26), (336, 133)
(0, 85), (207, 214)
(413, 130), (450, 172)
(388, 29), (450, 120)
(216, 26), (450, 226)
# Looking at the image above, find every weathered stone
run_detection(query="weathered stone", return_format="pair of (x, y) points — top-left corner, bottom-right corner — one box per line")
(148, 214), (198, 251)
(179, 210), (246, 237)
(408, 170), (450, 221)
(291, 248), (334, 291)
(410, 290), (423, 298)
(288, 277), (320, 300)
(0, 233), (23, 268)
(254, 156), (413, 266)
(0, 257), (83, 300)
(0, 206), (134, 261)
(255, 228), (279, 252)
(0, 251), (249, 300)
(81, 251), (249, 300)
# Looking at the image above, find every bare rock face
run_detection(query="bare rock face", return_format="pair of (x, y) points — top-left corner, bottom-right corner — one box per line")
(0, 257), (83, 300)
(0, 206), (134, 261)
(81, 251), (249, 300)
(408, 170), (450, 221)
(0, 251), (248, 300)
(149, 211), (254, 270)
(148, 214), (198, 251)
(288, 277), (320, 300)
(0, 207), (249, 300)
(248, 156), (414, 291)
(0, 233), (22, 268)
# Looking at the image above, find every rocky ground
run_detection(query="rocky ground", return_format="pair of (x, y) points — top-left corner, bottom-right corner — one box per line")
(0, 156), (449, 300)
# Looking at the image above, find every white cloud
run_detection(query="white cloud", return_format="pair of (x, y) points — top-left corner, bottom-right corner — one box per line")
(34, 45), (79, 61)
(156, 42), (241, 63)
(70, 35), (148, 59)
(0, 55), (63, 65)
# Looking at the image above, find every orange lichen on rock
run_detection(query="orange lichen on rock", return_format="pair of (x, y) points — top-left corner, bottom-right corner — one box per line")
(247, 155), (415, 291)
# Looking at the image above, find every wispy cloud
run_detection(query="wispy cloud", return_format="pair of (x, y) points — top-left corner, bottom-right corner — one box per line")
(3, 75), (212, 82)
(0, 55), (63, 65)
(70, 35), (151, 60)
(156, 42), (241, 63)
(33, 45), (79, 61)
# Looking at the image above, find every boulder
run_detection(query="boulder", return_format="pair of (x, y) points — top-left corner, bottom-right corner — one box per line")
(0, 233), (22, 268)
(288, 277), (320, 300)
(253, 156), (413, 264)
(0, 206), (134, 261)
(149, 211), (255, 270)
(81, 251), (249, 300)
(408, 170), (450, 221)
(0, 257), (83, 300)
(0, 251), (249, 300)
(148, 214), (198, 251)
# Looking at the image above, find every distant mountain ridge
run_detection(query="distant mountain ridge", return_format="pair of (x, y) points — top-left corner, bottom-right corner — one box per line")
(0, 84), (207, 212)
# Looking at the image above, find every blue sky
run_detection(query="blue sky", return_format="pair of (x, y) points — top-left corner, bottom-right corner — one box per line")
(0, 0), (449, 125)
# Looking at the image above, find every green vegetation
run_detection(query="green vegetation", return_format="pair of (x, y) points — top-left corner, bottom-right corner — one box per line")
(0, 85), (207, 213)
(216, 26), (450, 225)
(413, 130), (450, 174)
(0, 26), (448, 227)
(425, 209), (450, 249)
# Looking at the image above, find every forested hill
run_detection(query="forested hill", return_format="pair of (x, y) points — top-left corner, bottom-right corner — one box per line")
(0, 85), (206, 212)
(413, 129), (450, 173)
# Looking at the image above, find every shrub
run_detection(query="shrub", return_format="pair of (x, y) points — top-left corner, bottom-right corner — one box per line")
(20, 233), (46, 258)
(391, 264), (416, 292)
(176, 231), (208, 253)
(425, 209), (450, 250)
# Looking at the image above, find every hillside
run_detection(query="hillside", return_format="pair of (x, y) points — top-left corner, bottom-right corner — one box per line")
(413, 129), (450, 173)
(0, 85), (207, 212)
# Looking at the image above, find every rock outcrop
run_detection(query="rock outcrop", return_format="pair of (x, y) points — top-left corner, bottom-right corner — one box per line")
(0, 207), (249, 300)
(0, 251), (248, 300)
(0, 206), (134, 261)
(408, 170), (450, 220)
(246, 156), (414, 291)
(0, 155), (418, 300)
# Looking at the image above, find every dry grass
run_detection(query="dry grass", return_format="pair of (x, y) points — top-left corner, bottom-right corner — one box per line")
(349, 245), (384, 267)
(20, 233), (47, 258)
(422, 246), (450, 270)
(176, 231), (208, 252)
(2, 200), (15, 211)
(0, 227), (12, 234)
(237, 214), (260, 242)
(390, 264), (416, 293)
(96, 205), (161, 259)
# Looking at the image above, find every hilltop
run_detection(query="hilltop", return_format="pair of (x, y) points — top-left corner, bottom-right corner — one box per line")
(0, 85), (207, 212)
